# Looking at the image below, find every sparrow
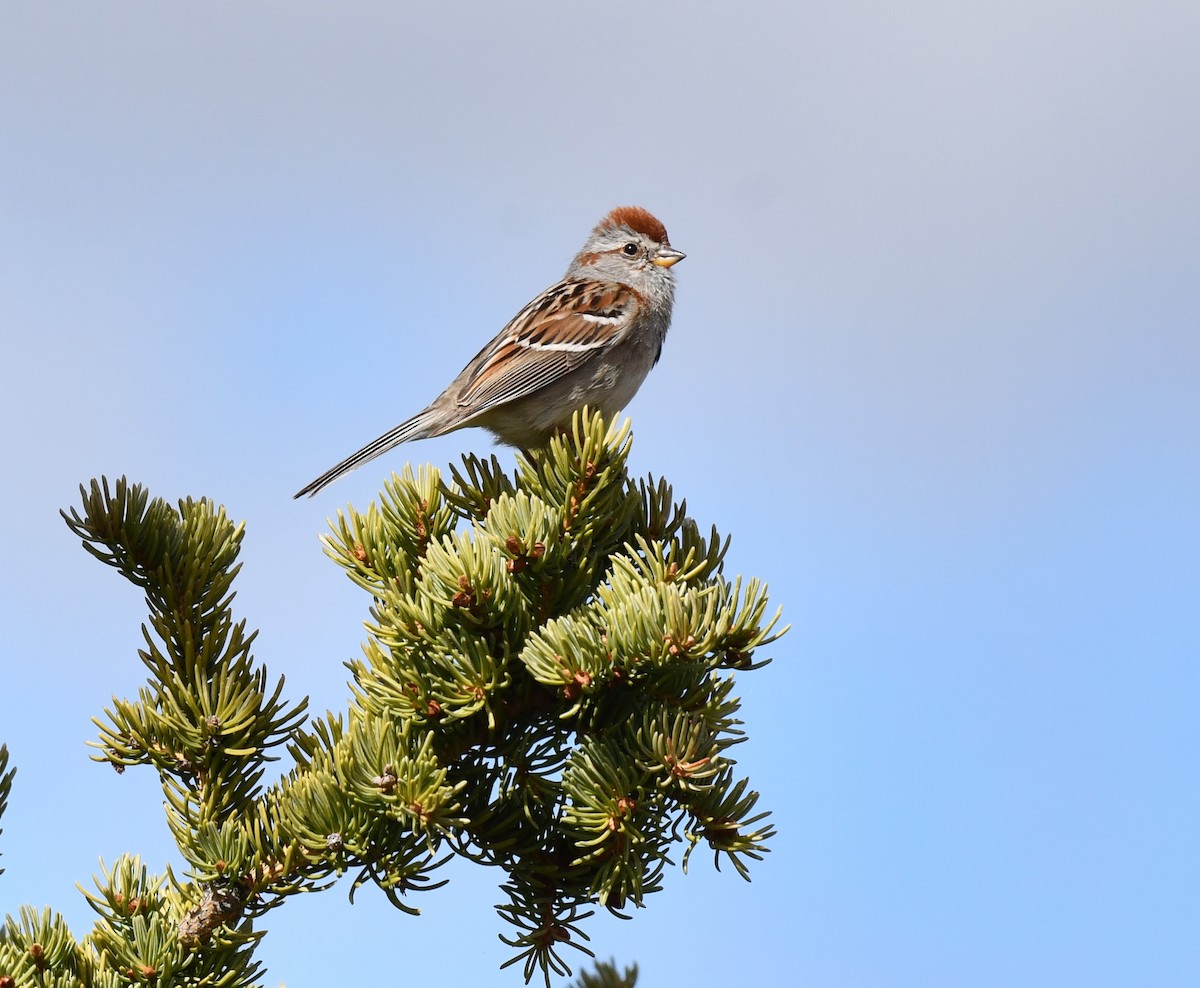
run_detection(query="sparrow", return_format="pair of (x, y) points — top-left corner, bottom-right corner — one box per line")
(295, 206), (684, 498)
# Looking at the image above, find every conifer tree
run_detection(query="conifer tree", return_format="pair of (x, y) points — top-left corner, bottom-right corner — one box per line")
(0, 411), (785, 986)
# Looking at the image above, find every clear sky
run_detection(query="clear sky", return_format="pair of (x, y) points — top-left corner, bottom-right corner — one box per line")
(1, 4), (1197, 986)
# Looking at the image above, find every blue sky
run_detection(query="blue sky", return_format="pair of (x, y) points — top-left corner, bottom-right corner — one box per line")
(1, 3), (1197, 985)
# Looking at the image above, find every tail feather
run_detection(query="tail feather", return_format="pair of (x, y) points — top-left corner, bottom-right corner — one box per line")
(293, 409), (440, 498)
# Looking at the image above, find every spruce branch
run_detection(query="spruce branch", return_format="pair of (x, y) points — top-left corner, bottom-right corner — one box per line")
(316, 409), (788, 983)
(55, 479), (310, 976)
(0, 745), (12, 878)
(569, 959), (638, 988)
(10, 410), (785, 987)
(60, 479), (308, 816)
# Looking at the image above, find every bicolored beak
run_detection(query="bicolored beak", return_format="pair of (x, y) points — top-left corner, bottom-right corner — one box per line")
(652, 246), (686, 268)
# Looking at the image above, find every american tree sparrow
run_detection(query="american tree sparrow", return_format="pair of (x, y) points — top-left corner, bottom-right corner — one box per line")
(295, 206), (684, 498)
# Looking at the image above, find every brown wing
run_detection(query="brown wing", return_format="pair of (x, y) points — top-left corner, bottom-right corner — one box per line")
(456, 279), (639, 413)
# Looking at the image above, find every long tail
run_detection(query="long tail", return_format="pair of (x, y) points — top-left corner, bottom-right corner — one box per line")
(293, 408), (441, 498)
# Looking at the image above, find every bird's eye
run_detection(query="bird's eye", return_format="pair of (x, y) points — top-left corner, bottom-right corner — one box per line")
(622, 242), (639, 257)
